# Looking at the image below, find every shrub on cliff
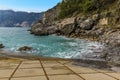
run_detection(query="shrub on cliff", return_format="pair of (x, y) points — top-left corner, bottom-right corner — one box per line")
(58, 0), (116, 19)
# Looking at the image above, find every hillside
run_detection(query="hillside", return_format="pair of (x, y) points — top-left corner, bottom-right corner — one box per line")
(31, 0), (120, 63)
(31, 0), (120, 38)
(0, 10), (44, 27)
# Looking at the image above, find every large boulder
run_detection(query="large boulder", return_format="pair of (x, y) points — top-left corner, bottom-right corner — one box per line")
(31, 22), (50, 36)
(18, 46), (32, 51)
(33, 28), (49, 36)
(0, 44), (5, 48)
(101, 45), (120, 64)
(103, 31), (120, 47)
(30, 23), (43, 34)
(33, 26), (58, 36)
(80, 18), (94, 30)
(60, 23), (75, 35)
(99, 18), (108, 26)
(31, 20), (58, 36)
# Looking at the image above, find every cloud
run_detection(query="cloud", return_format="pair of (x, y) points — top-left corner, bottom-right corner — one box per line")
(0, 4), (43, 12)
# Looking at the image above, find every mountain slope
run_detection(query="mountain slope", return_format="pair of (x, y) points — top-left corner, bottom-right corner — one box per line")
(0, 10), (44, 27)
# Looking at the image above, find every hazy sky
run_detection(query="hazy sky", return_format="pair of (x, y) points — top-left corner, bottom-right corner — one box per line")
(0, 0), (62, 12)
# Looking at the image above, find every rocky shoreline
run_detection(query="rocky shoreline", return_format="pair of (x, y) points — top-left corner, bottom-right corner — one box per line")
(30, 15), (120, 64)
(0, 42), (120, 71)
(0, 50), (39, 59)
(30, 0), (120, 65)
(0, 49), (120, 72)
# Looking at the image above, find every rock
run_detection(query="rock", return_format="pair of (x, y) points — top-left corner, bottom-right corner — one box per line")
(31, 23), (43, 34)
(27, 29), (31, 31)
(92, 14), (100, 21)
(99, 18), (108, 25)
(0, 44), (5, 48)
(103, 31), (120, 47)
(80, 18), (94, 30)
(33, 28), (48, 36)
(60, 23), (75, 35)
(100, 53), (108, 59)
(31, 19), (58, 36)
(33, 26), (58, 36)
(30, 22), (50, 36)
(101, 46), (120, 62)
(18, 46), (32, 51)
(42, 4), (60, 25)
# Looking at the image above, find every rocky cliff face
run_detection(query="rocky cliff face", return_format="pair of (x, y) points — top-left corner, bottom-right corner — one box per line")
(0, 10), (44, 27)
(31, 0), (120, 63)
(42, 4), (60, 26)
(31, 3), (60, 35)
(32, 0), (120, 43)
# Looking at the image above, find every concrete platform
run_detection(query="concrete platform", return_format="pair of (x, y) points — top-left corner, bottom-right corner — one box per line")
(0, 58), (120, 80)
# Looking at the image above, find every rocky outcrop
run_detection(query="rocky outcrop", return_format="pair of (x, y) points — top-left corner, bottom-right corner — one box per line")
(31, 0), (120, 63)
(18, 46), (32, 51)
(42, 4), (60, 26)
(80, 18), (94, 30)
(0, 44), (5, 48)
(101, 45), (120, 64)
(60, 23), (75, 35)
(30, 20), (58, 36)
(30, 3), (60, 35)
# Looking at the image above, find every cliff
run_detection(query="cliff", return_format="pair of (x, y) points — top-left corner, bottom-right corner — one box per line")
(31, 0), (120, 42)
(0, 10), (44, 27)
(31, 3), (60, 35)
(42, 4), (60, 26)
(31, 0), (120, 63)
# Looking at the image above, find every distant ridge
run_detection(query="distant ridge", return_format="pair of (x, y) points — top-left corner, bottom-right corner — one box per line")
(0, 10), (44, 27)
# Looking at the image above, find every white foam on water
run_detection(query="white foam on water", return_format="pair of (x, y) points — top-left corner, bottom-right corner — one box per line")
(68, 42), (78, 47)
(0, 27), (104, 59)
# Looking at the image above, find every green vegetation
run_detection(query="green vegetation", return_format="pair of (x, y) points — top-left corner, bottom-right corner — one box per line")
(58, 0), (116, 19)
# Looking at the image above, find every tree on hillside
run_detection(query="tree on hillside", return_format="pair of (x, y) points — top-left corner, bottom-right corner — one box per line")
(58, 0), (116, 19)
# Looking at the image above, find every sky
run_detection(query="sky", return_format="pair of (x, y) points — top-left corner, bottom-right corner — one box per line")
(0, 0), (62, 12)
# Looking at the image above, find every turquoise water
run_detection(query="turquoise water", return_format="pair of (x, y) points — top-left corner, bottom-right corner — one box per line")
(0, 27), (102, 58)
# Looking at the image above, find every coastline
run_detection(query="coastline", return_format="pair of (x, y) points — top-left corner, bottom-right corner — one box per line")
(0, 49), (120, 73)
(31, 16), (120, 65)
(0, 49), (74, 60)
(30, 0), (120, 65)
(0, 50), (43, 60)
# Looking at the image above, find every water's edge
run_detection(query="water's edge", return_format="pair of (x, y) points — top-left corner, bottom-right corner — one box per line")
(0, 27), (104, 59)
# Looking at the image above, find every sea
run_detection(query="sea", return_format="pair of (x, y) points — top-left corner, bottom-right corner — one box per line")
(0, 27), (103, 59)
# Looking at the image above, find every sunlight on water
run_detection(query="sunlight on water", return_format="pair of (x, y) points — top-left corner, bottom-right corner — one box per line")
(0, 27), (103, 58)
